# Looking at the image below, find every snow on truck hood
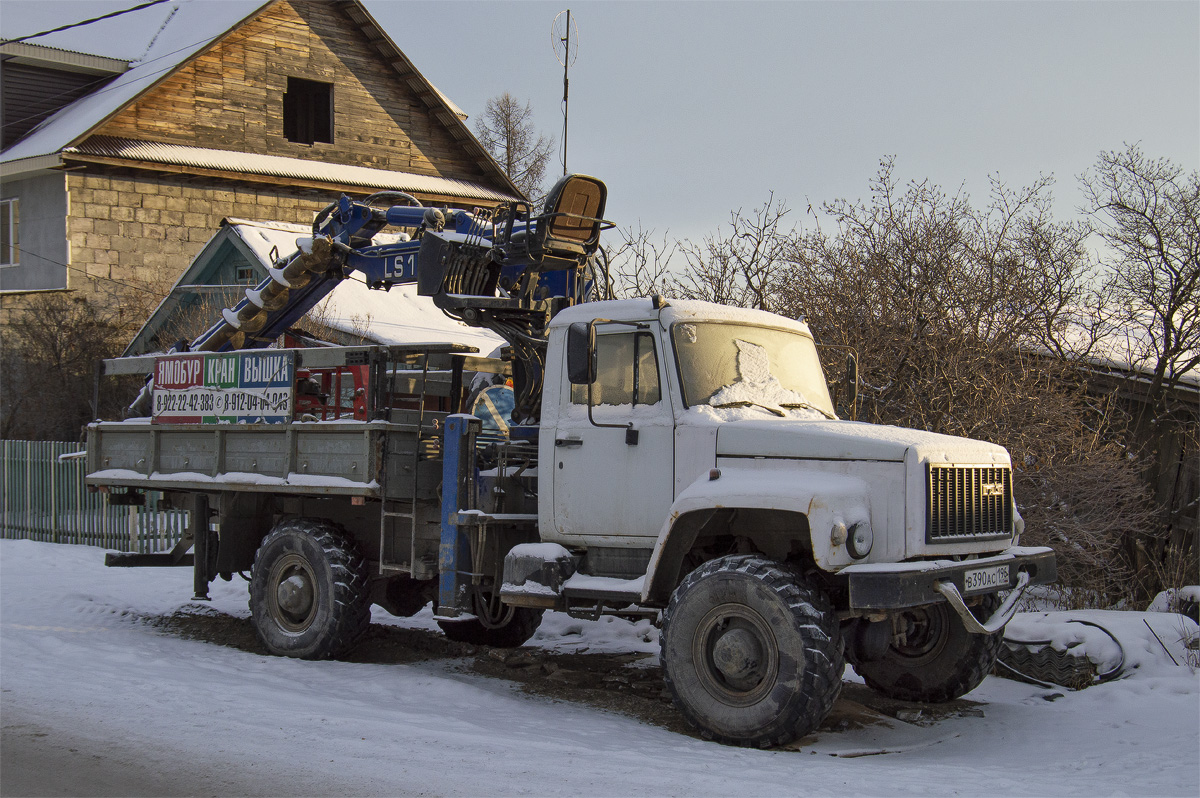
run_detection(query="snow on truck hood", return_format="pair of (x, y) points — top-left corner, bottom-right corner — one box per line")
(714, 417), (1011, 465)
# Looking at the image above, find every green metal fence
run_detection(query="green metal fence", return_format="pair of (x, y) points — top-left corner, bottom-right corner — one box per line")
(1, 440), (188, 552)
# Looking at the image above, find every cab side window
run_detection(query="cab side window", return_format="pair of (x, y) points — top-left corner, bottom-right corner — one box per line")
(571, 331), (661, 406)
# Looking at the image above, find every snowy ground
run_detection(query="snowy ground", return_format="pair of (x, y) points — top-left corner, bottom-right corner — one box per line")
(1, 538), (1197, 797)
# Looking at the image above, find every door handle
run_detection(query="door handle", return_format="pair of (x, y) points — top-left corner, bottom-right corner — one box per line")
(555, 438), (583, 448)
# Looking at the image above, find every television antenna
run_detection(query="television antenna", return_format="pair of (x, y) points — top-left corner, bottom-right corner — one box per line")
(551, 10), (578, 175)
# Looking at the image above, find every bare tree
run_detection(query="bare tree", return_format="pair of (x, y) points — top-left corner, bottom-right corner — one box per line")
(1081, 144), (1200, 601)
(674, 194), (794, 311)
(776, 158), (1152, 607)
(474, 93), (555, 201)
(1081, 144), (1200, 411)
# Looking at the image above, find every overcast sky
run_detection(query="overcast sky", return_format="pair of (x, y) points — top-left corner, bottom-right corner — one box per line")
(4, 1), (1197, 242)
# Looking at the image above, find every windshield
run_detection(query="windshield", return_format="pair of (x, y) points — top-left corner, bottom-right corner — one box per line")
(671, 321), (836, 418)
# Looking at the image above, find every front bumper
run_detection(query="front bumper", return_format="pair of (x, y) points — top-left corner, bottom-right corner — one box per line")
(840, 546), (1056, 610)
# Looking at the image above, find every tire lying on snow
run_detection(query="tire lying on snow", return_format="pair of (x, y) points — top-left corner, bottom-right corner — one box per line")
(853, 593), (1003, 703)
(660, 554), (844, 748)
(249, 518), (371, 660)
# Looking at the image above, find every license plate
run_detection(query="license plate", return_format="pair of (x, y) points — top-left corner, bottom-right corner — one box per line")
(963, 564), (1009, 593)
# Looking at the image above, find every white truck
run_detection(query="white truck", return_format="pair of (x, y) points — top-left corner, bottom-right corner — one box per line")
(87, 175), (1055, 747)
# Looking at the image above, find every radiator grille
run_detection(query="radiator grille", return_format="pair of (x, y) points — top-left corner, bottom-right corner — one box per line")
(926, 464), (1013, 542)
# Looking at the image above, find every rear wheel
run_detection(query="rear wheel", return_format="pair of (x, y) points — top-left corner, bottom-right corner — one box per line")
(437, 588), (543, 648)
(249, 518), (370, 659)
(661, 555), (844, 748)
(853, 594), (1003, 703)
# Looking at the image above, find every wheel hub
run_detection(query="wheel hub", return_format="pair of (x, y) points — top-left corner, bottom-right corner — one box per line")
(893, 605), (946, 659)
(268, 553), (318, 632)
(277, 574), (314, 617)
(693, 603), (780, 706)
(712, 627), (763, 681)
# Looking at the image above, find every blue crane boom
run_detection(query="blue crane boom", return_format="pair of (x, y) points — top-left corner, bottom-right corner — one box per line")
(179, 174), (610, 423)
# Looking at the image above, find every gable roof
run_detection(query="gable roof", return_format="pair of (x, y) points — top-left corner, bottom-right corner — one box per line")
(1, 0), (520, 199)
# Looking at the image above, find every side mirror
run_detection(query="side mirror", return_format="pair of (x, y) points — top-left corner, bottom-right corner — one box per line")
(566, 322), (596, 384)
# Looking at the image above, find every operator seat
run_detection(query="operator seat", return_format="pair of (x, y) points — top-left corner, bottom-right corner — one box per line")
(531, 174), (607, 270)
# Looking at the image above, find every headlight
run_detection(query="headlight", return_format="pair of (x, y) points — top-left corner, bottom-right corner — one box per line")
(847, 521), (873, 559)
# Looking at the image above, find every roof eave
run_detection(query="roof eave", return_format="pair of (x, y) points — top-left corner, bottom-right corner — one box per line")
(0, 153), (65, 178)
(0, 41), (130, 75)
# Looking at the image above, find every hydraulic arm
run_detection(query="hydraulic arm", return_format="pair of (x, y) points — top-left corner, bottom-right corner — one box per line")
(163, 174), (610, 423)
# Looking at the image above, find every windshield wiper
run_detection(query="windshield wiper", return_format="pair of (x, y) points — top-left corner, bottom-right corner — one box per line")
(710, 400), (785, 417)
(780, 402), (837, 420)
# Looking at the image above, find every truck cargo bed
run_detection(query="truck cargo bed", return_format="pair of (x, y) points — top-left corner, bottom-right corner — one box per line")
(86, 419), (441, 499)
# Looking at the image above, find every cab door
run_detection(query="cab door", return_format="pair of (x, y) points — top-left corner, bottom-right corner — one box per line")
(548, 327), (675, 548)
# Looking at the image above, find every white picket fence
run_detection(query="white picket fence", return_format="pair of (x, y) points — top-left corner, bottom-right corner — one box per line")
(1, 440), (188, 552)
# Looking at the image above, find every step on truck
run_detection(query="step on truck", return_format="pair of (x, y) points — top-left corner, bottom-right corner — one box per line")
(86, 175), (1055, 747)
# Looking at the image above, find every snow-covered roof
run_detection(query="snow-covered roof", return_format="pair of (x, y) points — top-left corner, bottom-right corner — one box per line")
(124, 217), (504, 355)
(68, 137), (515, 202)
(1051, 310), (1199, 390)
(1, 1), (268, 163)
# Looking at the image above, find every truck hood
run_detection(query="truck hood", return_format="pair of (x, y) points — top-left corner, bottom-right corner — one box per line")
(714, 418), (1010, 465)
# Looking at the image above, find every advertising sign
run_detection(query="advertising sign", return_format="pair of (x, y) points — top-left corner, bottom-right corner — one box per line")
(152, 351), (294, 424)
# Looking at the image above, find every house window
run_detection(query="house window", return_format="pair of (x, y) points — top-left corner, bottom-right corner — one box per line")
(236, 265), (257, 283)
(0, 199), (17, 267)
(283, 78), (332, 145)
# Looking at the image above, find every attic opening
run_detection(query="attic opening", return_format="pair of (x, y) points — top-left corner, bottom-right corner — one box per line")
(283, 77), (333, 145)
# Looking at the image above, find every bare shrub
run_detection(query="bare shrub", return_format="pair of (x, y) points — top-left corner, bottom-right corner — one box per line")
(777, 159), (1156, 607)
(672, 194), (794, 311)
(607, 225), (678, 299)
(0, 293), (127, 441)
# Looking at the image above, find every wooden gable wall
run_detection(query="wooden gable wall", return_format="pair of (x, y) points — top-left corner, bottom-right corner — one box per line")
(92, 0), (487, 183)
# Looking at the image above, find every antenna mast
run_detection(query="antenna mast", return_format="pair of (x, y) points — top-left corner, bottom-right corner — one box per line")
(552, 10), (578, 176)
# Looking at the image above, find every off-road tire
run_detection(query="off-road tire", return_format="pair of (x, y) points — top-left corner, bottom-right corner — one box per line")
(249, 518), (370, 659)
(660, 555), (844, 748)
(437, 591), (543, 648)
(854, 594), (1003, 703)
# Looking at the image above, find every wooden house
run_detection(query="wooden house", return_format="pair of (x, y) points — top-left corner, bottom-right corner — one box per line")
(0, 0), (519, 329)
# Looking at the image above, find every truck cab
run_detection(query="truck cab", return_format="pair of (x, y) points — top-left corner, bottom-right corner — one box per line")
(526, 297), (1048, 596)
(490, 296), (1055, 746)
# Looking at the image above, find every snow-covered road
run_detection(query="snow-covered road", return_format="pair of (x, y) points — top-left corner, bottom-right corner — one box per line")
(2, 539), (1197, 796)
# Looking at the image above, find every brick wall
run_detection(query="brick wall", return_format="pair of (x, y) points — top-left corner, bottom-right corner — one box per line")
(64, 170), (328, 324)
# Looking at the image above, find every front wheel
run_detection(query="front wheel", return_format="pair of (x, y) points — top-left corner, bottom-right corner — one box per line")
(249, 518), (370, 659)
(661, 555), (844, 748)
(853, 594), (1003, 703)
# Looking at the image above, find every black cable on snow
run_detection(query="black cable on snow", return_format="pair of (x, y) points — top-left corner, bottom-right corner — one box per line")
(1001, 618), (1127, 687)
